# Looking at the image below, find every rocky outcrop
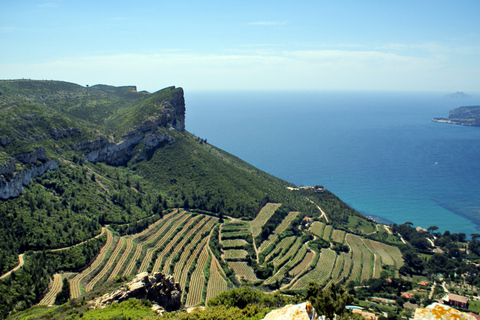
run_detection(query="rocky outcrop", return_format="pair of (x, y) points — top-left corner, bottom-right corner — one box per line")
(50, 127), (82, 140)
(261, 302), (316, 320)
(0, 137), (12, 147)
(0, 158), (15, 176)
(14, 148), (48, 164)
(93, 272), (182, 312)
(414, 303), (476, 320)
(0, 159), (59, 199)
(75, 88), (184, 166)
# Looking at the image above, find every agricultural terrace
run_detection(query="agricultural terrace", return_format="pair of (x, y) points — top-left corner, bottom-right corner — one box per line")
(85, 237), (126, 292)
(205, 255), (228, 303)
(258, 211), (298, 252)
(228, 261), (259, 282)
(119, 212), (180, 276)
(322, 225), (333, 241)
(64, 211), (224, 302)
(224, 250), (248, 260)
(184, 247), (210, 307)
(250, 203), (281, 237)
(288, 246), (312, 277)
(137, 212), (191, 273)
(309, 221), (325, 238)
(331, 229), (346, 244)
(157, 215), (207, 273)
(290, 249), (337, 290)
(38, 274), (62, 306)
(179, 238), (209, 299)
(222, 239), (248, 249)
(337, 251), (353, 284)
(69, 228), (113, 299)
(345, 234), (366, 283)
(272, 238), (302, 268)
(173, 219), (217, 282)
(265, 237), (296, 262)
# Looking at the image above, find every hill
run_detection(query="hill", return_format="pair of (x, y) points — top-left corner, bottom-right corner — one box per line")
(0, 80), (406, 319)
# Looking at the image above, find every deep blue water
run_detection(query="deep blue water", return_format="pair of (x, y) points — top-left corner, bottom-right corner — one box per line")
(185, 91), (480, 236)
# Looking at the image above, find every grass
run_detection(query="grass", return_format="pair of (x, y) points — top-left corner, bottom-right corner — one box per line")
(469, 300), (480, 314)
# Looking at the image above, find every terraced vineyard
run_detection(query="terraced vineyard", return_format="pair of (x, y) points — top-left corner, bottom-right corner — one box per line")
(85, 237), (125, 292)
(228, 261), (259, 282)
(290, 249), (337, 290)
(331, 229), (346, 243)
(35, 203), (403, 305)
(224, 249), (248, 260)
(222, 239), (248, 249)
(309, 221), (326, 238)
(258, 211), (298, 252)
(250, 203), (281, 237)
(38, 274), (63, 306)
(205, 254), (228, 303)
(70, 228), (114, 299)
(185, 246), (210, 307)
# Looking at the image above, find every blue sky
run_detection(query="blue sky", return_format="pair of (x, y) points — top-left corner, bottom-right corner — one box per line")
(2, 0), (480, 92)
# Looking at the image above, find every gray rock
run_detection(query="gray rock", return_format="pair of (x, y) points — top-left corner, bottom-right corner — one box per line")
(0, 159), (59, 199)
(93, 272), (182, 312)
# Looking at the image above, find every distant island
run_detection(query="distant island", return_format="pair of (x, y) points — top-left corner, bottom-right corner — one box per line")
(444, 91), (472, 98)
(432, 106), (480, 126)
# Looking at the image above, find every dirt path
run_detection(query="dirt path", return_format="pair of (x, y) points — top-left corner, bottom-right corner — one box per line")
(0, 254), (24, 279)
(306, 198), (329, 222)
(51, 227), (106, 252)
(429, 281), (437, 299)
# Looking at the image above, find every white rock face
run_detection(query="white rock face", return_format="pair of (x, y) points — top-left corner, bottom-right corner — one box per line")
(0, 159), (59, 199)
(261, 302), (317, 320)
(414, 303), (476, 320)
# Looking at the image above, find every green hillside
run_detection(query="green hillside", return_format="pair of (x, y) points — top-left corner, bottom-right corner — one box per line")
(4, 80), (462, 320)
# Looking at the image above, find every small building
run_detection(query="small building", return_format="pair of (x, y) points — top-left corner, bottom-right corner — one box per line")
(401, 292), (414, 299)
(447, 293), (469, 309)
(418, 281), (429, 286)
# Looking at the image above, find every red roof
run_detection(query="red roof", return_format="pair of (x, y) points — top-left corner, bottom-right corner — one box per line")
(419, 281), (429, 286)
(401, 292), (414, 299)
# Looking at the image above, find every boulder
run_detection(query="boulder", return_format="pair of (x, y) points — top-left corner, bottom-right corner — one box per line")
(414, 303), (476, 320)
(261, 302), (317, 320)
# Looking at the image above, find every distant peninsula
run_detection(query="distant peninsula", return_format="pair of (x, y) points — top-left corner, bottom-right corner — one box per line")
(432, 106), (480, 126)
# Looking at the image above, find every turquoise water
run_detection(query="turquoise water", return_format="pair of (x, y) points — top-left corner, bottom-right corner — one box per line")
(185, 91), (480, 236)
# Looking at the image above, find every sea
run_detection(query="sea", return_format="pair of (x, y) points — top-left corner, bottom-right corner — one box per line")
(185, 91), (480, 237)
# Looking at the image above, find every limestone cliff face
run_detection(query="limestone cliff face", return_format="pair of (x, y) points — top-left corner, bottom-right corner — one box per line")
(0, 157), (59, 200)
(76, 88), (185, 166)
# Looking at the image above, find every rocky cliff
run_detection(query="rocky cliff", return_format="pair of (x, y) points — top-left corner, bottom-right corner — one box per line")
(0, 158), (59, 199)
(76, 87), (185, 166)
(0, 85), (186, 198)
